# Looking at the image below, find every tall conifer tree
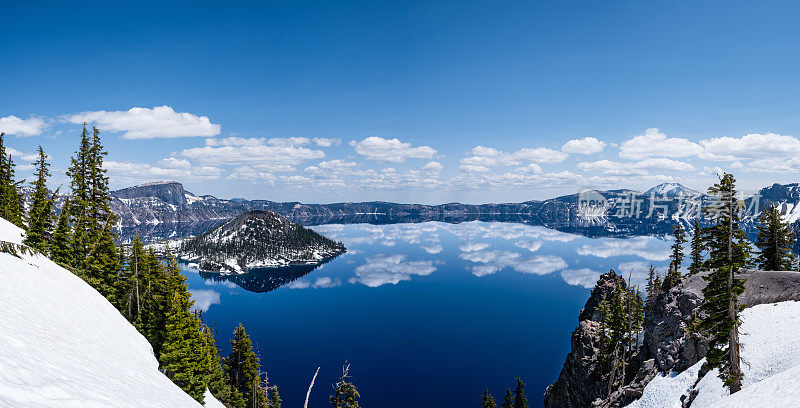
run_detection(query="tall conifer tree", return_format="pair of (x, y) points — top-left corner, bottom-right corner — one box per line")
(512, 377), (528, 408)
(501, 389), (514, 408)
(755, 204), (795, 271)
(159, 276), (207, 402)
(664, 223), (686, 289)
(481, 389), (497, 408)
(688, 219), (705, 275)
(24, 146), (55, 252)
(225, 324), (264, 407)
(697, 173), (750, 393)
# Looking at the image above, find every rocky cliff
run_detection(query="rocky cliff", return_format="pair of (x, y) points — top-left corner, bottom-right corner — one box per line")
(545, 269), (800, 408)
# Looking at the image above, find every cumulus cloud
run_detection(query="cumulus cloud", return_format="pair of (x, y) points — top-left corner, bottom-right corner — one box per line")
(619, 128), (703, 159)
(460, 250), (568, 277)
(578, 158), (693, 176)
(576, 236), (671, 261)
(182, 142), (324, 167)
(561, 137), (606, 154)
(459, 145), (566, 173)
(267, 137), (310, 147)
(289, 276), (342, 289)
(67, 106), (221, 139)
(106, 160), (223, 184)
(350, 137), (436, 162)
(0, 115), (48, 136)
(312, 137), (341, 147)
(189, 289), (221, 312)
(351, 254), (437, 287)
(560, 268), (602, 288)
(421, 161), (443, 171)
(699, 132), (800, 161)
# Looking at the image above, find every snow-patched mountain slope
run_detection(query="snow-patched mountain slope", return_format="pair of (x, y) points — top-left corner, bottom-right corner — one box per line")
(626, 301), (800, 408)
(0, 217), (215, 408)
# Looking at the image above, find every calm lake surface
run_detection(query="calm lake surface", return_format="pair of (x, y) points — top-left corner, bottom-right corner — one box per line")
(183, 221), (673, 407)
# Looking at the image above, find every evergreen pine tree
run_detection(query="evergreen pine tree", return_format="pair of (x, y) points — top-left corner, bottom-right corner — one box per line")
(268, 385), (282, 408)
(159, 276), (207, 403)
(755, 204), (795, 271)
(0, 133), (25, 228)
(664, 223), (686, 289)
(645, 265), (658, 305)
(512, 377), (528, 408)
(24, 146), (54, 253)
(84, 219), (122, 306)
(481, 389), (497, 408)
(50, 199), (73, 265)
(66, 124), (92, 268)
(501, 389), (513, 408)
(330, 363), (360, 408)
(225, 324), (262, 407)
(698, 173), (750, 393)
(202, 323), (240, 407)
(688, 219), (705, 275)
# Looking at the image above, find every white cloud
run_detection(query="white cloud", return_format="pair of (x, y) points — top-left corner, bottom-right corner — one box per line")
(562, 137), (606, 154)
(459, 242), (491, 252)
(351, 137), (436, 162)
(576, 236), (671, 261)
(421, 161), (443, 171)
(460, 249), (567, 277)
(158, 157), (192, 169)
(351, 254), (437, 287)
(312, 137), (341, 147)
(560, 268), (601, 288)
(182, 143), (324, 167)
(747, 157), (800, 173)
(6, 147), (39, 162)
(267, 137), (310, 147)
(459, 145), (566, 173)
(67, 106), (221, 139)
(619, 128), (703, 159)
(578, 158), (694, 175)
(700, 132), (800, 161)
(0, 115), (48, 137)
(189, 289), (221, 312)
(205, 137), (264, 147)
(106, 160), (223, 184)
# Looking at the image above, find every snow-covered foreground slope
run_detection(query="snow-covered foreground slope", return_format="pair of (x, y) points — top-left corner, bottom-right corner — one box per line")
(626, 301), (800, 408)
(0, 218), (220, 407)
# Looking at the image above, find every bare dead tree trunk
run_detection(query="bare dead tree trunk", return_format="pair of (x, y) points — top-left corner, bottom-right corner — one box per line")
(304, 366), (320, 408)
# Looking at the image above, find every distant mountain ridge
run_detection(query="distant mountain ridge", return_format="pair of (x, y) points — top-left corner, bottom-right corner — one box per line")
(108, 181), (800, 242)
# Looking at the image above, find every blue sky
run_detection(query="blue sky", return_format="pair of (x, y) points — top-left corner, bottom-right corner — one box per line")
(3, 1), (800, 203)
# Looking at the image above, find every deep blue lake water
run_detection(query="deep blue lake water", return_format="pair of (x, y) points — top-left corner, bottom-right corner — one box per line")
(183, 221), (673, 407)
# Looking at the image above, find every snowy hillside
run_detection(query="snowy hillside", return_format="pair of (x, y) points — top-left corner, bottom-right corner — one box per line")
(625, 301), (800, 408)
(0, 217), (222, 407)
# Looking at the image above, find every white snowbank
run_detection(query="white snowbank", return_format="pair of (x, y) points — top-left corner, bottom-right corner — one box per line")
(0, 218), (205, 407)
(203, 389), (226, 408)
(626, 300), (800, 408)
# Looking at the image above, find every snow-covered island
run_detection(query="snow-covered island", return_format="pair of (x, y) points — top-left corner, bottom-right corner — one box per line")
(177, 210), (346, 274)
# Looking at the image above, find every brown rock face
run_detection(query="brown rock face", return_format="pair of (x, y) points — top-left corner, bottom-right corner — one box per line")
(544, 271), (625, 408)
(546, 269), (800, 408)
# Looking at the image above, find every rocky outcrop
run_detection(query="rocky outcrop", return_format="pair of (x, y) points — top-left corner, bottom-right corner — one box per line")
(544, 271), (627, 408)
(546, 269), (800, 408)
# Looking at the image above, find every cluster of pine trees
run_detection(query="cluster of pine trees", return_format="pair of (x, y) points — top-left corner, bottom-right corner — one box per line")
(7, 126), (284, 407)
(480, 377), (529, 408)
(646, 173), (797, 394)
